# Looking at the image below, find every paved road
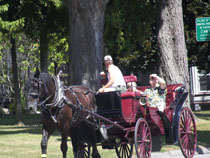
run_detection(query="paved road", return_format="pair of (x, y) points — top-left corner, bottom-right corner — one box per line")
(151, 145), (210, 158)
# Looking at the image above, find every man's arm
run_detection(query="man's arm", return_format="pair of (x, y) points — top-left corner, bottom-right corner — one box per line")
(150, 74), (166, 89)
(156, 76), (166, 89)
(98, 67), (115, 92)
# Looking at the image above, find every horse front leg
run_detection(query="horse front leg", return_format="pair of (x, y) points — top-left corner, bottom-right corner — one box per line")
(92, 143), (100, 158)
(60, 133), (68, 158)
(40, 128), (52, 158)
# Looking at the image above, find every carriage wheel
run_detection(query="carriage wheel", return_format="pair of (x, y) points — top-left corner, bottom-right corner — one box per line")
(134, 118), (152, 158)
(178, 107), (197, 158)
(115, 142), (133, 158)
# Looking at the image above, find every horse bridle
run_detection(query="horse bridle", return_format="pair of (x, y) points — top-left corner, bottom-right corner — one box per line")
(27, 75), (59, 108)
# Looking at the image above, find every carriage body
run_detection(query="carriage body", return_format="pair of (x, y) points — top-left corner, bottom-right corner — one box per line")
(95, 76), (197, 158)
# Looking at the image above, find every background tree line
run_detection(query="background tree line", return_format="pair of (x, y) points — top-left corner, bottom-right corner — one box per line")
(0, 0), (209, 125)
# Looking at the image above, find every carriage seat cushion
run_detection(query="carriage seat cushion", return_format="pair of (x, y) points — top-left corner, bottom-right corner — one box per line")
(123, 75), (137, 83)
(166, 84), (183, 92)
(121, 91), (141, 99)
(136, 86), (149, 92)
(165, 84), (182, 107)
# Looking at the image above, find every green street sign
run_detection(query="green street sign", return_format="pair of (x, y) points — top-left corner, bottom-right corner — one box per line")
(196, 17), (210, 42)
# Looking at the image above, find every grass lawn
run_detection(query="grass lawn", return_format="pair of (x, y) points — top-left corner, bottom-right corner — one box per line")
(194, 110), (210, 148)
(0, 110), (210, 158)
(0, 114), (117, 158)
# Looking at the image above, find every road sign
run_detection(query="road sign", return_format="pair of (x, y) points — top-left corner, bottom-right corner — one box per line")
(196, 17), (210, 42)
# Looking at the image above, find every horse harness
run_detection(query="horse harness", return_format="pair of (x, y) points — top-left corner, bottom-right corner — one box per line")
(29, 73), (96, 127)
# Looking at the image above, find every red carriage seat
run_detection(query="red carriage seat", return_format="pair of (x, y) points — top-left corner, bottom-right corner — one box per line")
(120, 76), (141, 123)
(162, 84), (183, 124)
(165, 84), (182, 107)
(123, 75), (137, 83)
(121, 91), (141, 124)
(147, 107), (165, 135)
(123, 75), (138, 92)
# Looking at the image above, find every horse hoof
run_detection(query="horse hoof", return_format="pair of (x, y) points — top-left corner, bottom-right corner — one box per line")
(41, 154), (47, 158)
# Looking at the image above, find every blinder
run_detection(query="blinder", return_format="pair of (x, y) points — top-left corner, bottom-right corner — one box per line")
(27, 77), (49, 100)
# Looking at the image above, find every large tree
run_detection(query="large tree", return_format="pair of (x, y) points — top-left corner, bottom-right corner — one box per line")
(68, 0), (109, 90)
(10, 37), (24, 125)
(156, 0), (189, 92)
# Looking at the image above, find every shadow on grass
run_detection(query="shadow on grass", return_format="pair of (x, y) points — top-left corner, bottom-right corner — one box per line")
(0, 114), (41, 125)
(197, 130), (210, 147)
(0, 126), (42, 135)
(0, 114), (60, 136)
(194, 113), (210, 121)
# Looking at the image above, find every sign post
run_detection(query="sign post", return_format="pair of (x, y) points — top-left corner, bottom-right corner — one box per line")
(196, 17), (210, 42)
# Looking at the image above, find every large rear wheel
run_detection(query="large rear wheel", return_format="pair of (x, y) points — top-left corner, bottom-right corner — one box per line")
(178, 107), (197, 158)
(115, 141), (133, 158)
(134, 118), (152, 158)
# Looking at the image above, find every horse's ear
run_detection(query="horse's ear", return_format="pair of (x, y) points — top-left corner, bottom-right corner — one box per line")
(34, 67), (40, 78)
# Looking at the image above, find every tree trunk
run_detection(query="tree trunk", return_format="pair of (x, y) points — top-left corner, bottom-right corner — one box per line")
(10, 37), (24, 126)
(40, 32), (49, 73)
(156, 0), (189, 92)
(68, 0), (109, 90)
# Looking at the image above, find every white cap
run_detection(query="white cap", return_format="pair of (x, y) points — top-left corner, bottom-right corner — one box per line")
(104, 55), (112, 61)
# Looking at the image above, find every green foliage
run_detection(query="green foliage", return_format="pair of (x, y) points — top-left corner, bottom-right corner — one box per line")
(104, 0), (157, 73)
(22, 0), (69, 41)
(48, 33), (69, 73)
(0, 1), (24, 34)
(0, 0), (69, 113)
(183, 0), (210, 71)
(20, 0), (69, 73)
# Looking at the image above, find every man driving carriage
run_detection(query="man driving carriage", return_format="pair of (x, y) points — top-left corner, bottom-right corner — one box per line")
(98, 55), (126, 93)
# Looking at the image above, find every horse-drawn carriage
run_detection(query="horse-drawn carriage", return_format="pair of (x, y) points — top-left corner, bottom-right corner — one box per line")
(94, 75), (197, 158)
(26, 71), (197, 158)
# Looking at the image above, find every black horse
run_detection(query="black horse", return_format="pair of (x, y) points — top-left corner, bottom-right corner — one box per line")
(25, 69), (101, 158)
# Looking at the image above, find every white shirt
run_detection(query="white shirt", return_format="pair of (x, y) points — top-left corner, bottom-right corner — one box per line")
(107, 65), (126, 87)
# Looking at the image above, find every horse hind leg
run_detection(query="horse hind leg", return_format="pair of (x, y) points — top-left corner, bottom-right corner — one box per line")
(70, 130), (85, 158)
(90, 128), (100, 158)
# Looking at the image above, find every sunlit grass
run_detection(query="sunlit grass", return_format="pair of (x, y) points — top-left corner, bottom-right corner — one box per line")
(0, 110), (210, 157)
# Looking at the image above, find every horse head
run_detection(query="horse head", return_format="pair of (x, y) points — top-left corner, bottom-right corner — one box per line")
(25, 68), (56, 112)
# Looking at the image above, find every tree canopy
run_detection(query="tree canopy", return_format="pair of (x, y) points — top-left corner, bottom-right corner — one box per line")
(104, 0), (157, 74)
(183, 0), (210, 72)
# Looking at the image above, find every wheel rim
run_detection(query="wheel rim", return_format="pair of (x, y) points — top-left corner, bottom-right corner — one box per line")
(115, 142), (133, 158)
(135, 118), (152, 158)
(178, 107), (197, 158)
